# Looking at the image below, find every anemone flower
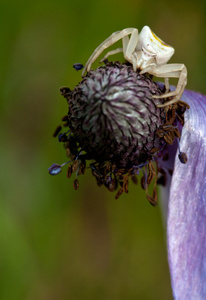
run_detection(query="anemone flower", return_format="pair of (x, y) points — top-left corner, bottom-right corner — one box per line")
(48, 61), (206, 299)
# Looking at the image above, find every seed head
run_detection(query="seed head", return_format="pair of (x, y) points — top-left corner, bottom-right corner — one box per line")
(49, 61), (189, 205)
(67, 63), (166, 168)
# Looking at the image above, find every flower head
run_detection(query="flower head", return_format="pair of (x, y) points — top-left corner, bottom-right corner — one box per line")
(48, 55), (206, 298)
(49, 61), (188, 205)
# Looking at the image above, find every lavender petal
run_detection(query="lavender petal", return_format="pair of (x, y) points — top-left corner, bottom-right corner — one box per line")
(167, 90), (206, 299)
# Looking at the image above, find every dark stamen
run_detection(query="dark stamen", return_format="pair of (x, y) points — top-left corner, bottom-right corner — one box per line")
(53, 125), (62, 137)
(48, 161), (71, 175)
(177, 138), (188, 164)
(178, 152), (188, 164)
(73, 63), (84, 71)
(48, 163), (62, 175)
(73, 178), (79, 190)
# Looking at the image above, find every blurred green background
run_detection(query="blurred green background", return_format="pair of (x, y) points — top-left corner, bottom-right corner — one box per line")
(1, 0), (206, 299)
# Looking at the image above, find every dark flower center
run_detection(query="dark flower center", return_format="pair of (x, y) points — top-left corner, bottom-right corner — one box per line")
(50, 61), (189, 205)
(67, 63), (167, 168)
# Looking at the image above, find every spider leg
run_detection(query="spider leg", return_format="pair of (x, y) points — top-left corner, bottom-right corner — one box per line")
(82, 28), (137, 77)
(122, 35), (130, 53)
(164, 78), (170, 93)
(124, 29), (139, 71)
(142, 63), (187, 107)
(99, 48), (123, 63)
(99, 33), (133, 63)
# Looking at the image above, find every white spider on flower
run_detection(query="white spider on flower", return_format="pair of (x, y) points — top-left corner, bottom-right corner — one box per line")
(82, 26), (187, 108)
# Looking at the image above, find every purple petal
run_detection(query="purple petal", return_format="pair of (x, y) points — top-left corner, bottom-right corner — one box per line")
(167, 90), (206, 299)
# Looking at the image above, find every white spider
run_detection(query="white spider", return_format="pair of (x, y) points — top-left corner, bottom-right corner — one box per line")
(81, 26), (187, 108)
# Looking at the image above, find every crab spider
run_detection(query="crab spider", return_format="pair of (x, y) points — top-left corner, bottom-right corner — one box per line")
(82, 26), (187, 108)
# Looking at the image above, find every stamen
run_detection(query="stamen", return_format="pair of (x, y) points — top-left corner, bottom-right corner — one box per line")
(67, 165), (72, 178)
(61, 115), (69, 122)
(115, 187), (123, 199)
(60, 87), (72, 99)
(73, 63), (84, 71)
(48, 160), (71, 175)
(53, 125), (62, 137)
(58, 133), (68, 142)
(131, 175), (138, 185)
(48, 163), (62, 175)
(178, 152), (188, 164)
(177, 138), (187, 164)
(73, 179), (79, 190)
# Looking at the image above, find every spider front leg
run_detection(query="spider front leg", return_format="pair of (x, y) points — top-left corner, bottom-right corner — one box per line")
(99, 48), (123, 63)
(141, 63), (187, 107)
(123, 29), (139, 71)
(82, 28), (136, 77)
(99, 28), (139, 70)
